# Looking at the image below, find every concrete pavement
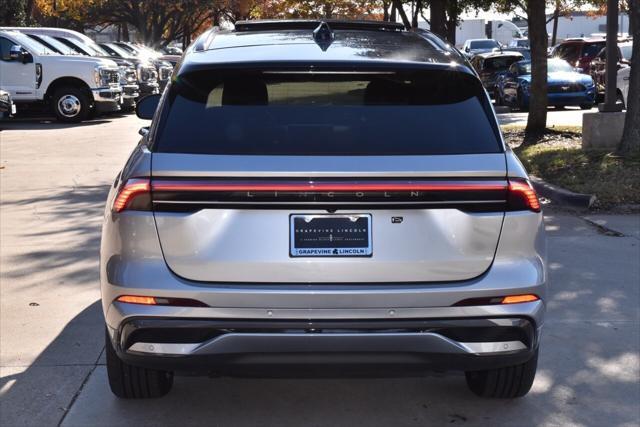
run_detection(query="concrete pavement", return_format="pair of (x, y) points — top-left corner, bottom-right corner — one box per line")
(496, 106), (596, 128)
(1, 115), (639, 427)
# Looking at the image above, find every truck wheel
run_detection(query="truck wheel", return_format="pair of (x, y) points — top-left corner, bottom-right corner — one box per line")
(465, 350), (538, 398)
(105, 329), (173, 398)
(52, 86), (90, 123)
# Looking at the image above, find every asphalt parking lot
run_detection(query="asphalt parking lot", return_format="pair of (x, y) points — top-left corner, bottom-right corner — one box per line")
(1, 113), (638, 427)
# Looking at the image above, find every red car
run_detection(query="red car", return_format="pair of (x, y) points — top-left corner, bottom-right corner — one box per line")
(550, 38), (606, 74)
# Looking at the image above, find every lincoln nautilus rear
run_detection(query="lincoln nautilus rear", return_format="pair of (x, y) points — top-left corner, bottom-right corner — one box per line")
(101, 20), (546, 399)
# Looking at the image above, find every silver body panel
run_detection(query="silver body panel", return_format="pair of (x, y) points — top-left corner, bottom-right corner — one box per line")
(101, 130), (545, 368)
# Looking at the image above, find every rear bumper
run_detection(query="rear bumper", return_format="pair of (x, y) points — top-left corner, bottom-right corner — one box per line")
(108, 316), (539, 374)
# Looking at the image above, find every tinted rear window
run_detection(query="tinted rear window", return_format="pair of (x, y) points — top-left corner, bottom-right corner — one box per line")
(153, 69), (501, 155)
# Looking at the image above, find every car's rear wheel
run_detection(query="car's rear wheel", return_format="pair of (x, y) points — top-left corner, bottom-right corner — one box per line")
(52, 86), (90, 123)
(580, 103), (593, 110)
(465, 350), (538, 398)
(105, 329), (173, 398)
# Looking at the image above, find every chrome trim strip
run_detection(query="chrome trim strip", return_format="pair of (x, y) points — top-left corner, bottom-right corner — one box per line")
(126, 334), (527, 356)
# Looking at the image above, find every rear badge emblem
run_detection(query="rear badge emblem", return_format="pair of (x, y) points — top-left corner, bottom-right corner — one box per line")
(391, 217), (404, 224)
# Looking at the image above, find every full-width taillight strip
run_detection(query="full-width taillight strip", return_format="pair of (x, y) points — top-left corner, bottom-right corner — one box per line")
(151, 180), (508, 192)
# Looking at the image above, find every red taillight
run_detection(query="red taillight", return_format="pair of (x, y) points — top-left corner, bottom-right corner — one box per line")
(112, 178), (151, 213)
(507, 179), (540, 212)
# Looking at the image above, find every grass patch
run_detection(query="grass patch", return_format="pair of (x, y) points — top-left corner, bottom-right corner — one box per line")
(506, 129), (640, 208)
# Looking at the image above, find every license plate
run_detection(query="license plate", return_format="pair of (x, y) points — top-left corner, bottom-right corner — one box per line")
(290, 214), (372, 257)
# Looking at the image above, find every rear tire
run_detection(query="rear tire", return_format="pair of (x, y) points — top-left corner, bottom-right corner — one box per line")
(580, 103), (593, 110)
(105, 329), (173, 398)
(465, 350), (538, 398)
(52, 86), (90, 123)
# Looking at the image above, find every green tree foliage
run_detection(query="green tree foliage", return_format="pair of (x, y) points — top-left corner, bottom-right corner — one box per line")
(0, 0), (27, 25)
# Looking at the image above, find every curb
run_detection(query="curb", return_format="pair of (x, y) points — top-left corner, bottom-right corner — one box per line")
(530, 175), (596, 209)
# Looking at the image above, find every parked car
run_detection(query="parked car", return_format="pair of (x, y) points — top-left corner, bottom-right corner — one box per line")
(495, 58), (595, 110)
(508, 38), (529, 49)
(550, 37), (606, 74)
(99, 42), (161, 95)
(506, 47), (531, 60)
(111, 42), (174, 91)
(616, 65), (631, 109)
(6, 27), (142, 112)
(461, 38), (501, 58)
(101, 19), (546, 400)
(470, 51), (525, 97)
(0, 89), (16, 118)
(589, 41), (633, 96)
(0, 30), (121, 122)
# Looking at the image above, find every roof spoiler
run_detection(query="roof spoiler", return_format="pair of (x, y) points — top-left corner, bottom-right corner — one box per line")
(234, 19), (405, 32)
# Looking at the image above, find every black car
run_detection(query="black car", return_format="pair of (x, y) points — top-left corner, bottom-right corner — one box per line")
(470, 51), (525, 97)
(0, 89), (16, 118)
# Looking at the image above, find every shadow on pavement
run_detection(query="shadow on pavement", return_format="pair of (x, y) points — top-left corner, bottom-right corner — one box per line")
(1, 203), (638, 427)
(1, 184), (109, 290)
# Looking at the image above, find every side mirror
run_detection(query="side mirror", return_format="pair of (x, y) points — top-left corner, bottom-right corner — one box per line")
(136, 94), (161, 120)
(9, 45), (22, 61)
(464, 47), (470, 52)
(138, 126), (150, 137)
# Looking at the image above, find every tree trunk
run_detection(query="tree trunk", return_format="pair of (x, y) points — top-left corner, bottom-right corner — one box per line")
(429, 0), (447, 38)
(551, 3), (559, 46)
(412, 0), (422, 28)
(122, 23), (129, 42)
(445, 0), (458, 45)
(383, 1), (390, 21)
(390, 4), (397, 22)
(619, 0), (640, 154)
(391, 0), (411, 29)
(524, 0), (548, 138)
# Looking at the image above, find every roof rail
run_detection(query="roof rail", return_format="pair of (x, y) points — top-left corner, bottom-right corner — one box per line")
(193, 27), (218, 52)
(234, 19), (405, 32)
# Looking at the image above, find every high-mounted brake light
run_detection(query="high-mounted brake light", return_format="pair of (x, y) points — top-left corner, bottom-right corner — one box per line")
(112, 178), (151, 213)
(507, 179), (540, 212)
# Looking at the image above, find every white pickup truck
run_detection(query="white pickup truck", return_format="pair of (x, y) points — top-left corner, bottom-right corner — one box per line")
(0, 29), (122, 122)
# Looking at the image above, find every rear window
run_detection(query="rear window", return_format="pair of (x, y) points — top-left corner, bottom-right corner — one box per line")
(153, 69), (501, 155)
(484, 56), (522, 70)
(582, 42), (605, 57)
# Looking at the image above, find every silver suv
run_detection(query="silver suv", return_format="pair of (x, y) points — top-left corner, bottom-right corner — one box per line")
(101, 20), (546, 399)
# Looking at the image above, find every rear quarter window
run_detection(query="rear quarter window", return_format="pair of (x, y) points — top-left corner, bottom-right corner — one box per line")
(153, 68), (502, 156)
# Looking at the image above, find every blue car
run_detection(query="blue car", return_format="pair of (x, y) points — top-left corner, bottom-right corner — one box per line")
(495, 58), (595, 110)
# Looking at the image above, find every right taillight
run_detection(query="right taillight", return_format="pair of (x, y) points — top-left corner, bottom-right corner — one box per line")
(507, 179), (541, 212)
(112, 178), (151, 213)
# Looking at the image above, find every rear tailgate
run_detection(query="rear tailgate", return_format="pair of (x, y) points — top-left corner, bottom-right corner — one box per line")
(152, 154), (507, 283)
(149, 66), (508, 283)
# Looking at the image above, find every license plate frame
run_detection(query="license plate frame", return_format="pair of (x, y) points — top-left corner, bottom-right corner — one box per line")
(289, 214), (372, 257)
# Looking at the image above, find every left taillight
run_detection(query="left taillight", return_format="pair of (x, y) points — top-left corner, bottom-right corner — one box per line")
(112, 178), (151, 213)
